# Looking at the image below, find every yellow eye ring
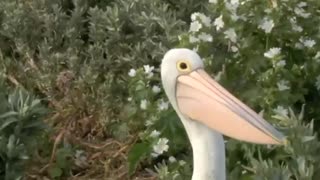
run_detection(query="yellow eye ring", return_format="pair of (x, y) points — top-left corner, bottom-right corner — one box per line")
(177, 60), (192, 72)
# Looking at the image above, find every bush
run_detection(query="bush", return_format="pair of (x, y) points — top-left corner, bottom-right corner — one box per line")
(0, 0), (205, 179)
(128, 0), (320, 179)
(1, 0), (320, 179)
(0, 0), (205, 133)
(0, 77), (48, 179)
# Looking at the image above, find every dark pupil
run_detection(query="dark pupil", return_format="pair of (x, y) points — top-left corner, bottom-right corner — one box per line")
(180, 62), (188, 70)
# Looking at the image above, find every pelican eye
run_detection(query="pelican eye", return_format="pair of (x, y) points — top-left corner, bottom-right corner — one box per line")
(177, 60), (191, 72)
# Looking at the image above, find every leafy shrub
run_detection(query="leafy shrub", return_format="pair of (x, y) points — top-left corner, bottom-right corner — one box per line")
(0, 0), (206, 179)
(48, 146), (75, 179)
(2, 0), (320, 179)
(0, 0), (205, 134)
(128, 0), (320, 179)
(0, 79), (48, 179)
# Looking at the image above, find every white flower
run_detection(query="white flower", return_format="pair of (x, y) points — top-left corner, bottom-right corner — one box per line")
(230, 12), (241, 21)
(189, 35), (199, 43)
(198, 33), (213, 42)
(303, 39), (316, 48)
(191, 12), (200, 21)
(273, 106), (288, 117)
(315, 75), (320, 90)
(224, 28), (237, 43)
(294, 7), (310, 18)
(231, 0), (239, 5)
(289, 17), (297, 23)
(145, 120), (154, 126)
(224, 0), (242, 20)
(277, 80), (290, 91)
(225, 1), (239, 12)
(145, 117), (157, 126)
(264, 9), (272, 14)
(295, 42), (304, 49)
(169, 156), (177, 163)
(158, 100), (169, 111)
(179, 160), (186, 166)
(258, 18), (274, 33)
(150, 130), (161, 138)
(152, 138), (169, 156)
(292, 24), (303, 32)
(266, 144), (274, 149)
(209, 0), (217, 4)
(127, 97), (132, 101)
(299, 37), (316, 48)
(192, 46), (199, 52)
(298, 2), (307, 8)
(213, 15), (224, 31)
(143, 65), (154, 74)
(143, 65), (154, 78)
(199, 14), (211, 27)
(214, 71), (223, 81)
(264, 47), (281, 59)
(314, 52), (320, 59)
(191, 13), (211, 27)
(270, 0), (278, 8)
(152, 85), (161, 93)
(289, 17), (303, 32)
(258, 109), (264, 117)
(140, 99), (148, 110)
(231, 46), (238, 52)
(128, 69), (136, 77)
(274, 60), (286, 68)
(190, 21), (202, 32)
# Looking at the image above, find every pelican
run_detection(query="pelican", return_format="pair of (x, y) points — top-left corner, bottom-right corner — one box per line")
(161, 48), (286, 180)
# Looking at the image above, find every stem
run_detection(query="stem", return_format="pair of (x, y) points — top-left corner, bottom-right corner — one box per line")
(266, 35), (269, 50)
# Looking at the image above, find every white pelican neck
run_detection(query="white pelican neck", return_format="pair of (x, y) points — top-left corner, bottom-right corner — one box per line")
(178, 115), (226, 180)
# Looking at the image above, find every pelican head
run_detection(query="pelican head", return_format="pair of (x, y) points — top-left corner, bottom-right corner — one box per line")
(161, 48), (286, 145)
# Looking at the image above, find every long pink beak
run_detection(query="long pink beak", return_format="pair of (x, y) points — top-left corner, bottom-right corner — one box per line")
(176, 69), (286, 145)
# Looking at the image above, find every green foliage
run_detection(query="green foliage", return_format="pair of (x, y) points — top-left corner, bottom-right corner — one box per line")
(0, 0), (206, 179)
(128, 142), (152, 175)
(48, 146), (74, 179)
(0, 0), (205, 135)
(126, 67), (189, 176)
(127, 0), (320, 179)
(2, 0), (320, 179)
(0, 85), (48, 180)
(152, 158), (193, 180)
